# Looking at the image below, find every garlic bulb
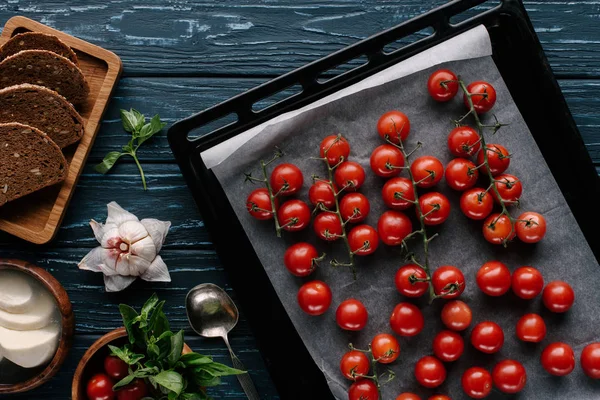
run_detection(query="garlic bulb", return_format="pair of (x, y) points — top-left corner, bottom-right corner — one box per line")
(78, 202), (171, 292)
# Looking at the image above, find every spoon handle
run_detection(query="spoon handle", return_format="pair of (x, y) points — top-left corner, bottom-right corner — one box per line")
(223, 335), (261, 400)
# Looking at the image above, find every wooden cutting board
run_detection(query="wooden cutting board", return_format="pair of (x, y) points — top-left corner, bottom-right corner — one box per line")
(0, 16), (122, 244)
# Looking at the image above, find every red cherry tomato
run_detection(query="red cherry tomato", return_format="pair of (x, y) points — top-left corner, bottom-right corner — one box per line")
(464, 81), (497, 114)
(336, 298), (368, 331)
(104, 355), (129, 381)
(445, 158), (478, 191)
(476, 261), (511, 296)
(511, 266), (544, 299)
(414, 356), (446, 388)
(542, 281), (575, 313)
(370, 144), (405, 178)
(314, 212), (343, 241)
(116, 379), (148, 400)
(461, 367), (492, 399)
(277, 199), (311, 232)
(390, 302), (424, 337)
(493, 174), (522, 204)
(581, 343), (600, 379)
(471, 321), (504, 354)
(482, 213), (515, 245)
(515, 211), (547, 243)
(246, 188), (278, 220)
(432, 266), (465, 299)
(428, 69), (459, 102)
(348, 379), (379, 400)
(87, 374), (114, 400)
(441, 300), (472, 331)
(309, 180), (336, 210)
(428, 396), (450, 400)
(378, 210), (413, 246)
(270, 163), (303, 196)
(320, 134), (350, 167)
(334, 161), (366, 192)
(348, 225), (379, 256)
(411, 156), (444, 188)
(433, 330), (464, 362)
(419, 192), (451, 226)
(382, 177), (415, 210)
(340, 350), (370, 381)
(340, 192), (370, 223)
(395, 264), (429, 298)
(284, 242), (320, 277)
(460, 188), (493, 220)
(396, 393), (421, 400)
(476, 144), (510, 176)
(492, 359), (527, 394)
(541, 342), (575, 376)
(516, 313), (546, 343)
(377, 110), (410, 144)
(371, 333), (400, 364)
(297, 280), (332, 316)
(447, 126), (481, 157)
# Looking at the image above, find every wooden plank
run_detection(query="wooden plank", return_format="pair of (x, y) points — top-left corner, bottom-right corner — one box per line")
(0, 1), (598, 77)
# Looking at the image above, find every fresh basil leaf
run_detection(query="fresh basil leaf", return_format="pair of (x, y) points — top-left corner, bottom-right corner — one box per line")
(168, 330), (184, 366)
(120, 109), (139, 133)
(132, 109), (146, 131)
(113, 373), (136, 390)
(149, 301), (169, 337)
(108, 344), (145, 365)
(192, 371), (221, 387)
(150, 114), (167, 133)
(148, 342), (160, 360)
(142, 293), (159, 315)
(180, 353), (213, 367)
(196, 362), (246, 377)
(119, 304), (144, 345)
(181, 393), (209, 400)
(137, 114), (166, 146)
(95, 152), (123, 174)
(153, 370), (184, 395)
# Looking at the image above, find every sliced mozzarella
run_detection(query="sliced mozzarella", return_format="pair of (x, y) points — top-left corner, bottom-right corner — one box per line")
(0, 270), (34, 313)
(0, 324), (59, 368)
(0, 290), (55, 331)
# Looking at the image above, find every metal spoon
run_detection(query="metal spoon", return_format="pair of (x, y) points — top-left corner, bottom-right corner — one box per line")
(185, 283), (261, 400)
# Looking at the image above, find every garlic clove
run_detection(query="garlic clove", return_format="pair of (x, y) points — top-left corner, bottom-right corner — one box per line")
(141, 218), (171, 253)
(130, 236), (156, 262)
(100, 226), (120, 249)
(118, 220), (149, 244)
(105, 201), (138, 227)
(141, 256), (171, 282)
(78, 247), (110, 273)
(104, 275), (136, 292)
(90, 219), (105, 243)
(115, 254), (151, 277)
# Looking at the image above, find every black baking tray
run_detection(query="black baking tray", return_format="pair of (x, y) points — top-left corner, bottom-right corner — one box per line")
(168, 0), (600, 398)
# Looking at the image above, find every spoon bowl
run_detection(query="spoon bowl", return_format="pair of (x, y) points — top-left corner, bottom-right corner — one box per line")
(186, 283), (238, 338)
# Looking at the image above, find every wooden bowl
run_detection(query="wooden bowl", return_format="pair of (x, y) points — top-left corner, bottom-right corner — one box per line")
(0, 258), (74, 394)
(72, 327), (192, 400)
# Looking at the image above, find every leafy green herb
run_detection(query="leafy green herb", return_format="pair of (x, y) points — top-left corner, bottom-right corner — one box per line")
(95, 109), (167, 190)
(113, 294), (244, 399)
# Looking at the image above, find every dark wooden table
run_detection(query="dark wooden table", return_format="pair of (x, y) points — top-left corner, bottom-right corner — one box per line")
(0, 1), (598, 399)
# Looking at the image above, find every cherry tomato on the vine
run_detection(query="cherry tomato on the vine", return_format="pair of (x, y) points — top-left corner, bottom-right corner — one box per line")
(541, 342), (575, 376)
(378, 210), (413, 246)
(246, 188), (278, 220)
(377, 110), (410, 144)
(476, 144), (510, 176)
(461, 367), (492, 399)
(370, 144), (405, 178)
(464, 81), (497, 114)
(419, 192), (451, 226)
(515, 211), (547, 243)
(445, 158), (479, 191)
(460, 188), (493, 220)
(348, 379), (379, 400)
(395, 264), (429, 298)
(284, 242), (320, 277)
(340, 192), (370, 223)
(516, 313), (546, 343)
(336, 298), (368, 331)
(270, 163), (303, 196)
(441, 300), (472, 331)
(411, 156), (444, 188)
(334, 161), (366, 192)
(493, 174), (522, 204)
(348, 225), (379, 256)
(581, 343), (600, 379)
(277, 199), (311, 232)
(116, 379), (148, 400)
(433, 330), (464, 362)
(371, 333), (400, 364)
(314, 212), (342, 241)
(476, 261), (511, 296)
(428, 69), (459, 102)
(340, 350), (370, 381)
(320, 134), (350, 167)
(447, 126), (481, 157)
(511, 266), (544, 299)
(87, 373), (114, 400)
(309, 180), (336, 210)
(390, 302), (424, 337)
(297, 280), (332, 316)
(471, 321), (504, 354)
(492, 360), (527, 394)
(396, 393), (421, 400)
(432, 266), (465, 299)
(415, 356), (446, 388)
(542, 281), (575, 313)
(382, 177), (415, 210)
(482, 213), (515, 245)
(104, 355), (129, 380)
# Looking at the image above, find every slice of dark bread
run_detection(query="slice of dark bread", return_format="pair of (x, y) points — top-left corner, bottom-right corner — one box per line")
(0, 32), (78, 65)
(0, 50), (89, 105)
(0, 122), (67, 206)
(0, 84), (84, 148)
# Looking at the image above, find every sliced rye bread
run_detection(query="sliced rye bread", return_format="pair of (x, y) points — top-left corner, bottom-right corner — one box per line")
(0, 32), (78, 65)
(0, 84), (84, 148)
(0, 122), (67, 206)
(0, 50), (89, 105)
